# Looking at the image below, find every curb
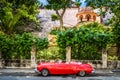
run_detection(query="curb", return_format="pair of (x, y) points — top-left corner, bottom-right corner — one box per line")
(112, 69), (120, 72)
(0, 68), (34, 73)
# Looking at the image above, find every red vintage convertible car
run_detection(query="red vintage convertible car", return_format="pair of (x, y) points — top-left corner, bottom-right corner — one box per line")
(34, 62), (95, 77)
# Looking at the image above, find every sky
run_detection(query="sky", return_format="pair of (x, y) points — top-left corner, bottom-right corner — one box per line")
(38, 0), (48, 5)
(38, 0), (86, 7)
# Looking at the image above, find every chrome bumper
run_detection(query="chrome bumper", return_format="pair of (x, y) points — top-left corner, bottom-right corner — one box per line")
(34, 68), (41, 74)
(92, 69), (95, 73)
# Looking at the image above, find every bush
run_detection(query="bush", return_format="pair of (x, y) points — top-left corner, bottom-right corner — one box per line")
(37, 46), (65, 60)
(57, 22), (113, 60)
(49, 27), (61, 35)
(108, 55), (118, 60)
(0, 32), (48, 59)
(51, 14), (59, 21)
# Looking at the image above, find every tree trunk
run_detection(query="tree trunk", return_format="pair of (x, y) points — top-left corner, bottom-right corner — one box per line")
(31, 46), (36, 68)
(0, 51), (2, 68)
(117, 44), (120, 59)
(66, 46), (71, 62)
(59, 17), (64, 30)
(102, 49), (107, 68)
(55, 8), (66, 31)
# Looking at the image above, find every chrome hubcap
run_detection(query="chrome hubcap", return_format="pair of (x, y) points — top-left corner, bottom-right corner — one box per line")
(79, 71), (85, 76)
(42, 70), (48, 76)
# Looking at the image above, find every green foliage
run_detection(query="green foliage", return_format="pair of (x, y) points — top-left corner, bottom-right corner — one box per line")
(86, 0), (107, 8)
(57, 29), (74, 48)
(86, 0), (120, 58)
(0, 33), (48, 59)
(0, 0), (39, 34)
(35, 38), (49, 51)
(51, 14), (59, 21)
(86, 0), (120, 44)
(112, 25), (120, 44)
(57, 22), (113, 60)
(50, 27), (62, 35)
(37, 46), (65, 60)
(46, 0), (70, 10)
(74, 0), (81, 7)
(71, 44), (101, 60)
(108, 55), (118, 60)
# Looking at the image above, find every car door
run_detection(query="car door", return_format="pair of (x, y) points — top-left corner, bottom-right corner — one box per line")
(51, 63), (74, 74)
(62, 63), (74, 74)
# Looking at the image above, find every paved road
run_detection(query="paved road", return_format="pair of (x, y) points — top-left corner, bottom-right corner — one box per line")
(0, 76), (120, 80)
(0, 68), (120, 80)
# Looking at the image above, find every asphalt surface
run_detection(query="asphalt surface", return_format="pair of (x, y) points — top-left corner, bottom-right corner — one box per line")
(0, 76), (120, 80)
(0, 68), (120, 80)
(0, 68), (120, 77)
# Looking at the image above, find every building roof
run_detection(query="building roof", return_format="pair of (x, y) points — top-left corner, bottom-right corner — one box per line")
(76, 7), (98, 17)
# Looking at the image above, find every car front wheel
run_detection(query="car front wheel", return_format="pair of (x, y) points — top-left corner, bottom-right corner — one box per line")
(78, 71), (86, 77)
(41, 69), (49, 77)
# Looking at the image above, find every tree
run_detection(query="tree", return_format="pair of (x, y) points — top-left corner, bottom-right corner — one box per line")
(74, 0), (81, 12)
(0, 32), (48, 67)
(51, 14), (59, 21)
(109, 0), (120, 59)
(0, 0), (39, 34)
(85, 0), (120, 59)
(45, 0), (71, 30)
(0, 0), (40, 68)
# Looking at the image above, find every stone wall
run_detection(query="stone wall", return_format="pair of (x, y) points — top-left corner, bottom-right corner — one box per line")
(33, 8), (78, 38)
(38, 8), (78, 28)
(1, 59), (120, 69)
(63, 8), (78, 27)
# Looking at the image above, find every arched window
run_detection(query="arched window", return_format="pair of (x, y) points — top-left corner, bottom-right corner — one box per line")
(93, 15), (96, 21)
(79, 15), (83, 22)
(86, 14), (91, 21)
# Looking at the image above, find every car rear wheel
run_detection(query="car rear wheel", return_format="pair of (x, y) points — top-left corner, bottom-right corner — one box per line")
(78, 71), (86, 77)
(41, 69), (49, 77)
